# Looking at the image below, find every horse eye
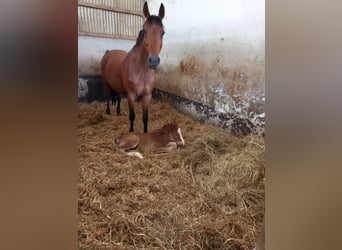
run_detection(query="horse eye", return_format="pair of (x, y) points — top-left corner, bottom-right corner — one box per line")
(161, 31), (165, 36)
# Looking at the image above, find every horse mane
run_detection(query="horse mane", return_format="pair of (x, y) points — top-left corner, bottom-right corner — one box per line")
(135, 29), (145, 47)
(134, 15), (164, 47)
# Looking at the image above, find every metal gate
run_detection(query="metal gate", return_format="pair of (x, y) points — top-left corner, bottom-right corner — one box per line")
(78, 0), (145, 40)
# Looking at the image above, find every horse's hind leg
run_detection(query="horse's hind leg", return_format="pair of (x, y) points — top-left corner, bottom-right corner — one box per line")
(104, 85), (111, 115)
(106, 97), (111, 114)
(111, 89), (117, 105)
(116, 95), (121, 115)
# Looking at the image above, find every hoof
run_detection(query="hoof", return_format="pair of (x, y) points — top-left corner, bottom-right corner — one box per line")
(106, 110), (110, 115)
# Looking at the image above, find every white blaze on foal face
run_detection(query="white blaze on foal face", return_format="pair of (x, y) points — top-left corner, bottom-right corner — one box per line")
(177, 128), (185, 146)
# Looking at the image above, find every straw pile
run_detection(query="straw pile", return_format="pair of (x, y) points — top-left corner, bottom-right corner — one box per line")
(78, 99), (265, 249)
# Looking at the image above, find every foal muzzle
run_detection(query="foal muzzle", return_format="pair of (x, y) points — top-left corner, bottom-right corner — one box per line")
(148, 54), (160, 69)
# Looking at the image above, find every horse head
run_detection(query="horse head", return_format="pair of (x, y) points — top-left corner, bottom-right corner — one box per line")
(142, 2), (165, 69)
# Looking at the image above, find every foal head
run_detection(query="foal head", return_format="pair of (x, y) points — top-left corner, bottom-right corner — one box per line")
(141, 2), (165, 69)
(160, 123), (185, 147)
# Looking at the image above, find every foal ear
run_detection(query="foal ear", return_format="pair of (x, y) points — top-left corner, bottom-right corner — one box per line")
(158, 3), (165, 19)
(143, 1), (150, 19)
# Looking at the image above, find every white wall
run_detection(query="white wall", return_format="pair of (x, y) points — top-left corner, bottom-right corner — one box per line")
(78, 36), (134, 75)
(146, 0), (265, 126)
(149, 0), (264, 64)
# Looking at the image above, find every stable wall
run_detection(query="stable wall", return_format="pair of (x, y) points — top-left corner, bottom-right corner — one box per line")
(78, 36), (134, 75)
(78, 0), (265, 134)
(78, 36), (135, 102)
(149, 0), (265, 132)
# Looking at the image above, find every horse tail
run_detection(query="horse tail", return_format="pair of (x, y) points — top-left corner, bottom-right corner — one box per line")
(101, 51), (109, 70)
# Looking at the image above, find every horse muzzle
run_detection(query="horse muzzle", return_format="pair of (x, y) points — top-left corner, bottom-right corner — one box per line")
(148, 54), (160, 69)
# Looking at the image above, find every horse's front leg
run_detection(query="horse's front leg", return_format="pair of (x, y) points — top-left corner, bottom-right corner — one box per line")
(127, 94), (135, 132)
(142, 93), (152, 133)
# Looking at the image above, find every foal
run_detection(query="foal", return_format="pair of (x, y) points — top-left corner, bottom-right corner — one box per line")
(115, 123), (185, 159)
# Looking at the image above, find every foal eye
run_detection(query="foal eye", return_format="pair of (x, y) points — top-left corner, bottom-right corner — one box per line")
(161, 31), (165, 37)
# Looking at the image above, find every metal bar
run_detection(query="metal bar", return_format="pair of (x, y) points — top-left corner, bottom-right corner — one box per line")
(78, 1), (144, 39)
(90, 7), (95, 34)
(78, 3), (144, 17)
(85, 7), (90, 33)
(110, 9), (114, 35)
(105, 10), (109, 35)
(78, 32), (136, 40)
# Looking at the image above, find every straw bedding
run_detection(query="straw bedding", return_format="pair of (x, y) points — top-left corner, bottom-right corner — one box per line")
(78, 99), (265, 249)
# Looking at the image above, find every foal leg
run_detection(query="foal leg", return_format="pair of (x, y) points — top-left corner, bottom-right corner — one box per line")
(117, 148), (143, 159)
(142, 93), (152, 133)
(165, 142), (177, 148)
(153, 143), (177, 154)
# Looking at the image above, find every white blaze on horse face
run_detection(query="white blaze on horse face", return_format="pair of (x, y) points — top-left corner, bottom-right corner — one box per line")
(177, 128), (185, 146)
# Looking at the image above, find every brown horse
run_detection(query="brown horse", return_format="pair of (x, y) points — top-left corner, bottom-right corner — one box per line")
(115, 122), (185, 159)
(101, 2), (165, 133)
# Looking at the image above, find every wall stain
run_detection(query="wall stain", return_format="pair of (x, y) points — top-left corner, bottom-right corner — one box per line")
(156, 57), (265, 134)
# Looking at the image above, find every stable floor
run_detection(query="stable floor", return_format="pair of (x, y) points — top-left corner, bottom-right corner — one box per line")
(78, 99), (265, 249)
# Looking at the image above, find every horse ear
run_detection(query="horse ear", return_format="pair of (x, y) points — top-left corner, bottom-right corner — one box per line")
(158, 3), (165, 19)
(143, 1), (150, 19)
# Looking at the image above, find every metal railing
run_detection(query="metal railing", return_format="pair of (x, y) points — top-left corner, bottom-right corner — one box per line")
(78, 0), (144, 40)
